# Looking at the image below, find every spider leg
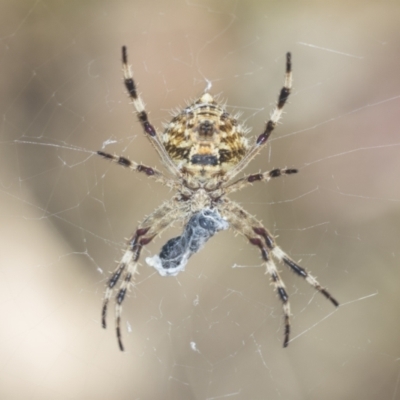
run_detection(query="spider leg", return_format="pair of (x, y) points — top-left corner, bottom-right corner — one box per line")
(217, 198), (338, 347)
(251, 225), (339, 308)
(121, 46), (180, 176)
(102, 197), (185, 351)
(97, 151), (178, 190)
(225, 52), (292, 181)
(224, 167), (298, 195)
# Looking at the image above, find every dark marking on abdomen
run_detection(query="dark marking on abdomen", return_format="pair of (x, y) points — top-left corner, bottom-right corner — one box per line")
(191, 154), (218, 166)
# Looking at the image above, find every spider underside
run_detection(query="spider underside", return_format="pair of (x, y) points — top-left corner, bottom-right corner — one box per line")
(98, 46), (339, 351)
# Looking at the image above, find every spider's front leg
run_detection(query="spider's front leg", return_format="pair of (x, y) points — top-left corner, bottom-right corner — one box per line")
(102, 198), (183, 351)
(217, 199), (338, 347)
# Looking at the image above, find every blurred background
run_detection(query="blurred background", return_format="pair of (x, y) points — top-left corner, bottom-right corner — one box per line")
(1, 1), (400, 399)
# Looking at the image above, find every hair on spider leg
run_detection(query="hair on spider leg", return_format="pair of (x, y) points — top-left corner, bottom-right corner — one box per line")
(146, 208), (229, 276)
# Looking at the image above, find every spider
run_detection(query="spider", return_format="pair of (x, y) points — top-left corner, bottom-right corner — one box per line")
(98, 46), (339, 351)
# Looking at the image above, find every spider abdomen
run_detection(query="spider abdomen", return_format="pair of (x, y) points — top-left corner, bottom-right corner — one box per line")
(162, 93), (249, 178)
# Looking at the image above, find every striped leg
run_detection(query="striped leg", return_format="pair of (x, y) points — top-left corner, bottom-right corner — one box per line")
(225, 167), (298, 195)
(225, 52), (292, 181)
(121, 46), (180, 175)
(248, 235), (292, 347)
(253, 227), (339, 308)
(101, 198), (183, 350)
(218, 199), (338, 347)
(97, 151), (178, 190)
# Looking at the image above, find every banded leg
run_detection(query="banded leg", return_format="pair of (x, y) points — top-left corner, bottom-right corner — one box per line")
(121, 46), (180, 175)
(226, 52), (292, 181)
(97, 150), (178, 190)
(102, 198), (185, 350)
(252, 227), (339, 308)
(219, 199), (291, 345)
(217, 199), (338, 347)
(224, 167), (298, 195)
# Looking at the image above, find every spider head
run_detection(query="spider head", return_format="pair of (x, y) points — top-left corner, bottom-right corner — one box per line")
(162, 93), (249, 178)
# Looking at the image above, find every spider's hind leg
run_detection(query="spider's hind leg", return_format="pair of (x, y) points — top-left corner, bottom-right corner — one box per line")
(224, 52), (293, 181)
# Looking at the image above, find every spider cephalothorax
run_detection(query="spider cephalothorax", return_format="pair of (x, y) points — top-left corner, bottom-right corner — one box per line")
(98, 46), (339, 351)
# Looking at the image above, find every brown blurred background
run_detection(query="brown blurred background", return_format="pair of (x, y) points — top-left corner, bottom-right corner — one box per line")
(1, 1), (400, 399)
